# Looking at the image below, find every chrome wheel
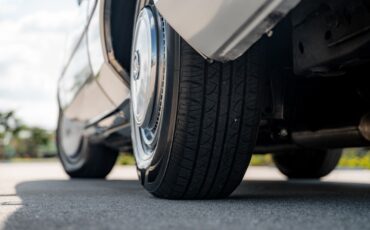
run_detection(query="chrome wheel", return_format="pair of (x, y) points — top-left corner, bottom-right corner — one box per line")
(131, 7), (167, 169)
(57, 111), (118, 178)
(130, 2), (265, 199)
(59, 116), (84, 158)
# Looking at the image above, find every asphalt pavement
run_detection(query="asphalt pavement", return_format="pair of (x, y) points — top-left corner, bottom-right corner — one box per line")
(1, 162), (370, 230)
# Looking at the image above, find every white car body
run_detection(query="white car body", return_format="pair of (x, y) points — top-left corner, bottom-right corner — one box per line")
(155, 0), (300, 61)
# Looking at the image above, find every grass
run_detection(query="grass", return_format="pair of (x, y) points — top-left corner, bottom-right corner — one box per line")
(338, 148), (370, 169)
(117, 153), (136, 165)
(116, 149), (370, 170)
(115, 153), (276, 167)
(250, 149), (370, 169)
(4, 148), (369, 170)
(1, 157), (58, 163)
(250, 154), (274, 166)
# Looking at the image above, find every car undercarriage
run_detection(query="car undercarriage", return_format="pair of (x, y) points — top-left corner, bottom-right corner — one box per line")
(254, 0), (370, 153)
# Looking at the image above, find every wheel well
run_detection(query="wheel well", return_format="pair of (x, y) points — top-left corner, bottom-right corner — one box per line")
(256, 0), (370, 152)
(107, 0), (137, 78)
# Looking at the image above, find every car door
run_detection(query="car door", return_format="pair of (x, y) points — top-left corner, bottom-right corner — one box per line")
(86, 0), (130, 110)
(58, 0), (116, 124)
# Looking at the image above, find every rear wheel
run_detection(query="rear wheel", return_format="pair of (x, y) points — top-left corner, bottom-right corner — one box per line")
(273, 149), (342, 179)
(130, 4), (266, 199)
(57, 112), (118, 178)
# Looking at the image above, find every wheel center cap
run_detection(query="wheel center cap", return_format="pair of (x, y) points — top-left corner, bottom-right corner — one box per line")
(133, 51), (141, 80)
(131, 8), (158, 128)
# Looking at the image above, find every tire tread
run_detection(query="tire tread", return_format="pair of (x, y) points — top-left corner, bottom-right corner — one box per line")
(152, 40), (265, 199)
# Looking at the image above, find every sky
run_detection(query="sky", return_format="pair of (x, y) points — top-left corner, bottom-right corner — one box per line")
(0, 0), (78, 130)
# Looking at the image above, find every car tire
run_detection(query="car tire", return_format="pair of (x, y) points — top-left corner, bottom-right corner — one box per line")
(131, 5), (266, 199)
(273, 149), (342, 179)
(57, 112), (118, 178)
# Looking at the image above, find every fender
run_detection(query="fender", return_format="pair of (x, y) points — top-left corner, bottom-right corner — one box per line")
(154, 0), (300, 61)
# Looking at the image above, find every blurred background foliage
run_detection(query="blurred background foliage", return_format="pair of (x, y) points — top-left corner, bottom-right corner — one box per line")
(0, 110), (56, 160)
(250, 149), (370, 169)
(117, 148), (370, 169)
(337, 148), (370, 169)
(1, 110), (370, 169)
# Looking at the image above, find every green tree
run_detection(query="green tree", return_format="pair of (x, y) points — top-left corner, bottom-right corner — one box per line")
(0, 111), (56, 159)
(0, 111), (22, 159)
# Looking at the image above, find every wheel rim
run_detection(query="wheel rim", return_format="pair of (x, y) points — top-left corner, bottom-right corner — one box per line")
(131, 7), (166, 169)
(59, 116), (84, 158)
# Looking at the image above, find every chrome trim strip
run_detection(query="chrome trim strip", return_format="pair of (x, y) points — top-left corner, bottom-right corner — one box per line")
(102, 0), (131, 85)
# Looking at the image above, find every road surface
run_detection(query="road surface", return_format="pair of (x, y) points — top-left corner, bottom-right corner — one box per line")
(1, 162), (370, 230)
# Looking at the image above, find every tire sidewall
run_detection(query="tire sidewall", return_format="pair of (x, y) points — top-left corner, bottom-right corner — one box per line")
(132, 17), (181, 192)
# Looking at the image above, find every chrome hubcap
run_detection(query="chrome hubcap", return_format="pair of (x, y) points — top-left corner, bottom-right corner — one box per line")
(131, 7), (158, 128)
(131, 7), (166, 168)
(60, 116), (84, 157)
(133, 51), (141, 80)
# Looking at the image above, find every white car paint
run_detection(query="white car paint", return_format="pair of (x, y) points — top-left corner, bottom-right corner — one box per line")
(155, 0), (300, 61)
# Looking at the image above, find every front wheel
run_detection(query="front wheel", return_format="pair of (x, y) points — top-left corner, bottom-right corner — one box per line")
(130, 5), (266, 199)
